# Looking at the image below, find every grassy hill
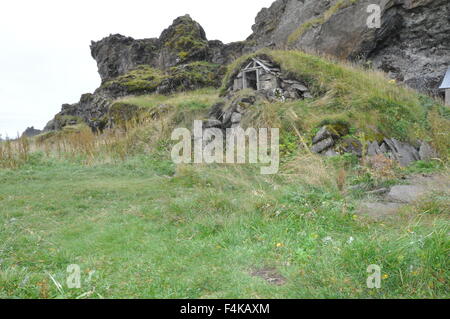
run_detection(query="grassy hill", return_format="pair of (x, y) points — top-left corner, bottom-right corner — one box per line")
(0, 51), (448, 298)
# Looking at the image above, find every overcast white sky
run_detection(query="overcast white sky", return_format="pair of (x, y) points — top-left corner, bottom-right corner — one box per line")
(0, 0), (274, 137)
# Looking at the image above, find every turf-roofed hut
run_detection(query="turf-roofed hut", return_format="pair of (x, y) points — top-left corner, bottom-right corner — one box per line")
(227, 55), (313, 100)
(439, 67), (450, 106)
(232, 58), (280, 91)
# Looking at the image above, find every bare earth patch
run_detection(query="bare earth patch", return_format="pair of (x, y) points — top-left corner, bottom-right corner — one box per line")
(250, 268), (287, 286)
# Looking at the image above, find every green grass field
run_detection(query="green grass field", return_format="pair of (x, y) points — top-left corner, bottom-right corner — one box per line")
(1, 50), (448, 299)
(0, 154), (448, 298)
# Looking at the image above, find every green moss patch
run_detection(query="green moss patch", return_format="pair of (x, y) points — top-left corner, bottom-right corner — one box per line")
(166, 62), (224, 91)
(54, 115), (83, 130)
(102, 62), (222, 96)
(164, 17), (209, 62)
(102, 65), (166, 94)
(108, 102), (145, 128)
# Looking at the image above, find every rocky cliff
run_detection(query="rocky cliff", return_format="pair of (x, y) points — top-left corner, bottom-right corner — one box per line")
(41, 0), (449, 134)
(248, 0), (450, 95)
(89, 1), (449, 95)
(90, 15), (252, 82)
(44, 15), (253, 132)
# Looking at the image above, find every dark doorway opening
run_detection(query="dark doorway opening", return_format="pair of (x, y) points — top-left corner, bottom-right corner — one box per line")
(245, 71), (258, 90)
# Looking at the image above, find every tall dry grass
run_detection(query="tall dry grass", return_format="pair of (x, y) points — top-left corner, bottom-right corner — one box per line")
(34, 125), (134, 164)
(0, 135), (30, 168)
(5, 104), (185, 167)
(281, 153), (339, 189)
(428, 109), (450, 161)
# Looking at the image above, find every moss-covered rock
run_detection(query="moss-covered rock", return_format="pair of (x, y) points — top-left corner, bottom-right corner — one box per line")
(108, 102), (147, 129)
(336, 137), (363, 157)
(315, 120), (351, 139)
(35, 123), (90, 144)
(326, 124), (350, 138)
(102, 62), (222, 97)
(53, 115), (83, 130)
(158, 62), (224, 94)
(101, 65), (166, 96)
(160, 15), (209, 63)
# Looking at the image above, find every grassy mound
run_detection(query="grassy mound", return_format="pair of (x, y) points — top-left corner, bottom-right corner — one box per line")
(222, 50), (449, 158)
(107, 88), (220, 128)
(114, 88), (220, 110)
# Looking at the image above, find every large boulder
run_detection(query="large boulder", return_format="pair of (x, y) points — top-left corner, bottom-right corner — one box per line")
(91, 34), (161, 83)
(312, 126), (332, 144)
(339, 138), (363, 157)
(367, 141), (381, 157)
(366, 138), (438, 167)
(158, 15), (209, 67)
(312, 137), (335, 154)
(386, 185), (427, 203)
(419, 141), (438, 161)
(384, 138), (420, 167)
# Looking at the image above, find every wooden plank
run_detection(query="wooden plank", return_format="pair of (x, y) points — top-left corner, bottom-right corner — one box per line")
(256, 68), (260, 90)
(243, 67), (263, 72)
(253, 58), (271, 72)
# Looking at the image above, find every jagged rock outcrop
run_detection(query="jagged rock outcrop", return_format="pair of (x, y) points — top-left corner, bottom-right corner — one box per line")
(45, 15), (252, 132)
(248, 0), (450, 95)
(91, 15), (251, 83)
(311, 124), (363, 157)
(367, 139), (436, 167)
(90, 34), (161, 83)
(21, 127), (42, 138)
(44, 91), (111, 132)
